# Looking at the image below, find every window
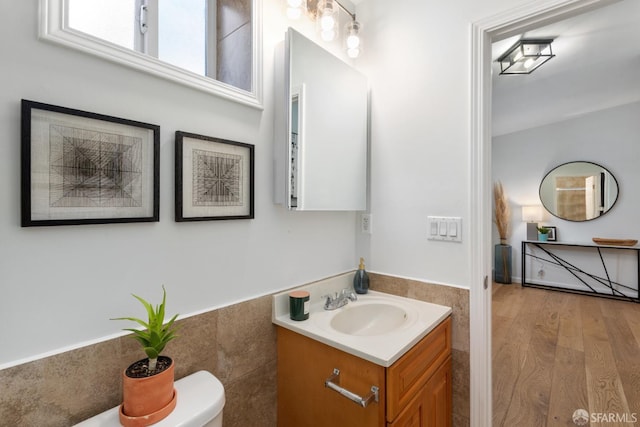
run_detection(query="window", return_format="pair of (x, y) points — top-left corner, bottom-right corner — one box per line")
(68, 0), (209, 76)
(157, 1), (208, 76)
(68, 0), (137, 50)
(40, 0), (262, 107)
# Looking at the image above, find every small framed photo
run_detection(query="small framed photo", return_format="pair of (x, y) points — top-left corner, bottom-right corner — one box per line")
(547, 226), (557, 241)
(175, 131), (254, 221)
(21, 100), (160, 227)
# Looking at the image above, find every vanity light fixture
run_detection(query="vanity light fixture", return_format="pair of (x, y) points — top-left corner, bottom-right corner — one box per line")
(497, 39), (555, 75)
(285, 0), (363, 58)
(522, 205), (543, 240)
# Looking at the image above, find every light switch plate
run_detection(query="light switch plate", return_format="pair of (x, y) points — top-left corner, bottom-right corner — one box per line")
(427, 216), (462, 242)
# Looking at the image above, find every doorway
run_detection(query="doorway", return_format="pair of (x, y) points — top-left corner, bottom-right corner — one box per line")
(469, 0), (623, 425)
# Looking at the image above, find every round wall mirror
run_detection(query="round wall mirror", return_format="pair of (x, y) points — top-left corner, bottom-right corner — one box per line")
(539, 161), (619, 222)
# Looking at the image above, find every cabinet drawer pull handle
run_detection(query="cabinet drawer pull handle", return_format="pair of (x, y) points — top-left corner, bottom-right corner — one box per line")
(324, 368), (379, 407)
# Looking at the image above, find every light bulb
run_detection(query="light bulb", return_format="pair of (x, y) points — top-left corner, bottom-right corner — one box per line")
(316, 0), (337, 40)
(286, 7), (302, 19)
(523, 58), (535, 69)
(321, 29), (336, 41)
(344, 19), (362, 58)
(320, 14), (335, 31)
(346, 34), (360, 49)
(285, 0), (304, 20)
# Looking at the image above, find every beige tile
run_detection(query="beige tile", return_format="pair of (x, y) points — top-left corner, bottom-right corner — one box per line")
(452, 349), (471, 423)
(453, 412), (471, 427)
(370, 272), (410, 297)
(409, 285), (470, 353)
(41, 339), (125, 423)
(216, 295), (277, 384)
(223, 360), (277, 427)
(0, 359), (54, 426)
(165, 309), (219, 379)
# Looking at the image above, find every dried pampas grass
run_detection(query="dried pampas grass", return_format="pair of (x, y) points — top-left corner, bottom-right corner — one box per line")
(493, 182), (510, 242)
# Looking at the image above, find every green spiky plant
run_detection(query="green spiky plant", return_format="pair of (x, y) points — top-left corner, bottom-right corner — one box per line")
(112, 286), (179, 372)
(537, 226), (550, 234)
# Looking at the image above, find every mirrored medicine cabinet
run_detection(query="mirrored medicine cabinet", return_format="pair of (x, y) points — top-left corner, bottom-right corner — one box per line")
(274, 28), (368, 211)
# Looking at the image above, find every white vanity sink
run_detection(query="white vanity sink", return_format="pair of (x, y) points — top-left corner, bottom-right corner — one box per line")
(323, 298), (415, 336)
(272, 273), (452, 367)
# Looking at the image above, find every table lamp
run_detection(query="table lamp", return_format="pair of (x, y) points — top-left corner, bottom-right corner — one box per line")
(522, 205), (543, 241)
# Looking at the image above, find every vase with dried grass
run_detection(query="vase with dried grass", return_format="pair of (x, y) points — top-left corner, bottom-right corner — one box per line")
(493, 182), (512, 284)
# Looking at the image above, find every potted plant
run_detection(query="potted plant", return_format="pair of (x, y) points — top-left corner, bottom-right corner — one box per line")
(493, 182), (512, 284)
(112, 286), (179, 427)
(537, 226), (550, 241)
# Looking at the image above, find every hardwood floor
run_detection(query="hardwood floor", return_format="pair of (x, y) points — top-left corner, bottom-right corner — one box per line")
(492, 283), (640, 427)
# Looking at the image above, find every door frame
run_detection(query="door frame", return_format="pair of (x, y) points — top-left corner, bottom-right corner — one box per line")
(468, 0), (621, 424)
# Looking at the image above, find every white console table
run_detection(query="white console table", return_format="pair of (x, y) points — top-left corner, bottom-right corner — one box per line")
(521, 240), (640, 302)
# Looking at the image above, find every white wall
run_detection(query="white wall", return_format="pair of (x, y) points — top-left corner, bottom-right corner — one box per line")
(355, 0), (528, 287)
(492, 101), (640, 280)
(0, 0), (360, 367)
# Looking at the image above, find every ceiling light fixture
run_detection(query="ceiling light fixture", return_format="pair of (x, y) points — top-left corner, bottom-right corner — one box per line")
(285, 0), (362, 58)
(497, 39), (555, 75)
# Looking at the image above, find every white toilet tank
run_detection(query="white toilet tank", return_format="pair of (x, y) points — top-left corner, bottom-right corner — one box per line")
(75, 370), (225, 427)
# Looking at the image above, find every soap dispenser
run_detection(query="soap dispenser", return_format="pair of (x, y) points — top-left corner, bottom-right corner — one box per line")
(353, 257), (369, 294)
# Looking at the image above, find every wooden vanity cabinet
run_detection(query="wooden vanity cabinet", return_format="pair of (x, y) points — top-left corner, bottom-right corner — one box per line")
(389, 357), (452, 427)
(277, 317), (451, 427)
(277, 326), (386, 427)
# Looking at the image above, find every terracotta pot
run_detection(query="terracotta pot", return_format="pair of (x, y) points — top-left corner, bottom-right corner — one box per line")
(119, 356), (176, 427)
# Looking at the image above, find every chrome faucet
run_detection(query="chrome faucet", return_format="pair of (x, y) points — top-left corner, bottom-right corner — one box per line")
(323, 288), (358, 310)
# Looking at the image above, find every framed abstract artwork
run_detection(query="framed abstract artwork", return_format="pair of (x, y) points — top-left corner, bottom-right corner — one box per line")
(175, 131), (254, 221)
(21, 100), (160, 227)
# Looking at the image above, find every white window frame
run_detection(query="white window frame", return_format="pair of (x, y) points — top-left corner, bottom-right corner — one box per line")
(39, 0), (263, 109)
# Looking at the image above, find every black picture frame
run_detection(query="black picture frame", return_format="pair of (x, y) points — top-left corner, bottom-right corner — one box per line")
(175, 131), (254, 221)
(547, 226), (557, 241)
(21, 100), (160, 227)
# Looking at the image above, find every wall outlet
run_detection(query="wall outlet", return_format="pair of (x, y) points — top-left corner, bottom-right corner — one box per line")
(361, 214), (372, 234)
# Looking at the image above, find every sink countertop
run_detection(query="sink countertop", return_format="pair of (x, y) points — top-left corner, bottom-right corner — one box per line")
(272, 273), (452, 367)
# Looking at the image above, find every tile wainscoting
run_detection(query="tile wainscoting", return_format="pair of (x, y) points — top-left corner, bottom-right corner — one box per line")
(0, 296), (277, 427)
(0, 273), (469, 426)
